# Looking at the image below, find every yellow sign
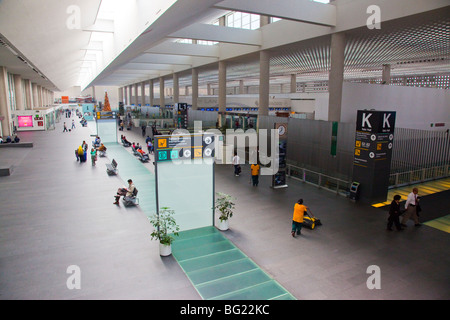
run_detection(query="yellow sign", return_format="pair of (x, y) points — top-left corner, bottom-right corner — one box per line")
(355, 140), (361, 148)
(158, 139), (167, 148)
(377, 143), (382, 150)
(355, 149), (361, 156)
(194, 148), (203, 158)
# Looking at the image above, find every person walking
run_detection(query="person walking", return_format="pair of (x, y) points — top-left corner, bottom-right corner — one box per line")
(90, 148), (97, 166)
(232, 152), (241, 176)
(63, 122), (68, 132)
(71, 119), (76, 130)
(401, 187), (421, 227)
(251, 163), (260, 186)
(387, 194), (403, 231)
(292, 199), (308, 237)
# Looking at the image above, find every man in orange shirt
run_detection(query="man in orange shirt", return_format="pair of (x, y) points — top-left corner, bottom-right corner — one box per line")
(251, 163), (260, 186)
(292, 199), (308, 237)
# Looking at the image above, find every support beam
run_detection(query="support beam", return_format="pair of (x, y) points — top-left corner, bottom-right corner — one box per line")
(168, 23), (261, 46)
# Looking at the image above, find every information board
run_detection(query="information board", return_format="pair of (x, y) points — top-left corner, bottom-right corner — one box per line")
(352, 110), (396, 203)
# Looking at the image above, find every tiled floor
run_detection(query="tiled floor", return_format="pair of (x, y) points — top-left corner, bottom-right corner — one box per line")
(0, 118), (449, 300)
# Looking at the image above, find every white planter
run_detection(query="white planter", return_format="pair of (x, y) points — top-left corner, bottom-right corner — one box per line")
(218, 219), (229, 231)
(159, 243), (172, 256)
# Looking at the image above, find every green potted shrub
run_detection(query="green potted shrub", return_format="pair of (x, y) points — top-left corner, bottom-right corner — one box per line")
(148, 207), (180, 256)
(214, 192), (236, 231)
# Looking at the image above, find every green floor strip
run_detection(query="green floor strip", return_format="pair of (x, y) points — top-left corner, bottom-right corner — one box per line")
(172, 226), (296, 300)
(424, 214), (450, 233)
(104, 142), (156, 217)
(105, 142), (295, 300)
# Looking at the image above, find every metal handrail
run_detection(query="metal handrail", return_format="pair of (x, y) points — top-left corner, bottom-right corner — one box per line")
(286, 164), (351, 197)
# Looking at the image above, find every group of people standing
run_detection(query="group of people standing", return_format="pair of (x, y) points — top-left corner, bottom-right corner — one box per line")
(76, 137), (105, 166)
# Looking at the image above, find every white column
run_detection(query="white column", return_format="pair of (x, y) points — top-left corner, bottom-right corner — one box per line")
(192, 68), (198, 110)
(258, 50), (270, 117)
(328, 32), (346, 122)
(149, 80), (154, 107)
(173, 73), (179, 104)
(382, 64), (391, 85)
(159, 77), (165, 108)
(24, 79), (32, 109)
(0, 67), (12, 136)
(141, 82), (146, 106)
(13, 75), (24, 110)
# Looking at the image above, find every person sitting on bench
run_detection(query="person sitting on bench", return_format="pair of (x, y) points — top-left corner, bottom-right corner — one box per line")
(97, 143), (107, 156)
(114, 179), (135, 205)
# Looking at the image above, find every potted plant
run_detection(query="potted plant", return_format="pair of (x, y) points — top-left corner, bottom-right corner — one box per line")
(214, 192), (236, 231)
(148, 207), (180, 256)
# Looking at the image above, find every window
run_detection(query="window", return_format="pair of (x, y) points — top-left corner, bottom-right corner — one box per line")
(226, 12), (260, 30)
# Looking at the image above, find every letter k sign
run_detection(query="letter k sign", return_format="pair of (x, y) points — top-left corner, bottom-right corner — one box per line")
(362, 113), (372, 128)
(383, 113), (391, 128)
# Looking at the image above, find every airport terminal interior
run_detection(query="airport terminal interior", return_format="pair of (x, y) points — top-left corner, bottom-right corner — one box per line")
(0, 0), (449, 300)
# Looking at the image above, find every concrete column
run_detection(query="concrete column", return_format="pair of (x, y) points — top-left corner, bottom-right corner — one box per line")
(185, 86), (189, 96)
(128, 85), (132, 105)
(258, 50), (270, 117)
(239, 80), (245, 94)
(37, 85), (43, 107)
(141, 82), (146, 106)
(173, 73), (179, 104)
(218, 61), (227, 126)
(24, 79), (32, 109)
(134, 83), (138, 105)
(207, 83), (212, 96)
(13, 75), (25, 111)
(118, 87), (124, 104)
(290, 74), (297, 93)
(260, 15), (270, 27)
(192, 68), (198, 110)
(328, 32), (346, 122)
(159, 77), (165, 108)
(32, 83), (38, 109)
(382, 64), (391, 85)
(124, 86), (128, 105)
(218, 61), (227, 112)
(0, 67), (12, 136)
(149, 80), (154, 107)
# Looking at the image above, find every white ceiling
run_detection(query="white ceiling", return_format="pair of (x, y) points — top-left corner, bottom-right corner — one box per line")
(0, 0), (449, 92)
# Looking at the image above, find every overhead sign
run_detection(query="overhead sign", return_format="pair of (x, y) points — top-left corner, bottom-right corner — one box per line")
(154, 133), (215, 162)
(96, 111), (117, 120)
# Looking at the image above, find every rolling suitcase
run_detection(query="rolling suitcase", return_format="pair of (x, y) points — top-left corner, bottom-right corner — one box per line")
(302, 210), (322, 230)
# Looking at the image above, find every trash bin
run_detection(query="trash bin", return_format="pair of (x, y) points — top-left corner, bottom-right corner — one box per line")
(349, 182), (360, 201)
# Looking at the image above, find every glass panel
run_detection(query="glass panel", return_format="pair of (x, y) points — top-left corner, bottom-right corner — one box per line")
(96, 119), (117, 143)
(157, 160), (214, 232)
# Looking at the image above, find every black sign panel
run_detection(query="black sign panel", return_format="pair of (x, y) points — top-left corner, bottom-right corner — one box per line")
(356, 110), (396, 133)
(352, 110), (396, 204)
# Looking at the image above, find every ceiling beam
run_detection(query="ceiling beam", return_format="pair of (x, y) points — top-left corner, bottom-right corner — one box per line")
(82, 19), (115, 33)
(145, 41), (219, 58)
(130, 53), (193, 66)
(168, 23), (261, 46)
(214, 0), (336, 27)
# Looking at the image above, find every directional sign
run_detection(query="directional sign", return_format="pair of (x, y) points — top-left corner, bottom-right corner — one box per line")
(154, 133), (215, 162)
